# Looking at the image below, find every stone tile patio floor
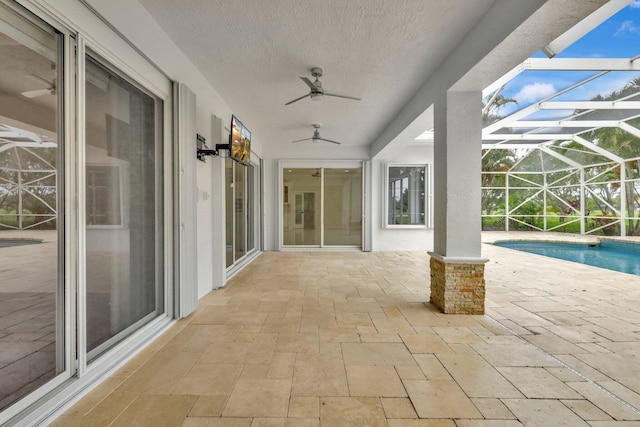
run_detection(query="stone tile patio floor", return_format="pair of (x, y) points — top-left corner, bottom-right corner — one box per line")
(52, 233), (640, 426)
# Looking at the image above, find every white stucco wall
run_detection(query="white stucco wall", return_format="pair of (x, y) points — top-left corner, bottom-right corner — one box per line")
(371, 138), (434, 252)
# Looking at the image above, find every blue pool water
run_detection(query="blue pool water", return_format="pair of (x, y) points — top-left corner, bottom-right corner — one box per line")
(494, 240), (640, 276)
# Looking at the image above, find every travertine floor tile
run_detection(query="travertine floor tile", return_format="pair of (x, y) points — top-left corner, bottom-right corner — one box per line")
(436, 353), (523, 398)
(560, 399), (613, 421)
(413, 354), (452, 381)
(173, 363), (242, 395)
(567, 382), (640, 421)
(267, 352), (296, 379)
(404, 379), (482, 419)
(320, 396), (387, 427)
(51, 246), (640, 426)
(469, 342), (559, 367)
(381, 397), (418, 418)
(276, 333), (319, 353)
(454, 421), (524, 427)
(291, 355), (349, 397)
(502, 399), (590, 427)
(222, 378), (291, 417)
(341, 342), (416, 366)
(346, 364), (407, 397)
(433, 327), (483, 344)
(116, 351), (200, 395)
(401, 332), (453, 354)
(181, 418), (252, 426)
(109, 394), (196, 427)
(497, 367), (582, 399)
(471, 398), (516, 419)
(188, 395), (227, 417)
(288, 396), (319, 418)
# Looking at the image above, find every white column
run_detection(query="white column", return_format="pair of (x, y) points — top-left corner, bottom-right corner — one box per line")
(429, 90), (487, 314)
(433, 90), (484, 258)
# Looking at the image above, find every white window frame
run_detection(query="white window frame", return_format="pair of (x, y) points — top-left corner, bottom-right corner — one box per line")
(384, 164), (431, 229)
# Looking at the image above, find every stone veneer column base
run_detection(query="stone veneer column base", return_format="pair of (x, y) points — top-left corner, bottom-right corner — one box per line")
(429, 256), (486, 314)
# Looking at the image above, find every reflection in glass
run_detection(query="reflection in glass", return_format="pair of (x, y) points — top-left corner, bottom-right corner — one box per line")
(0, 5), (62, 411)
(84, 55), (164, 360)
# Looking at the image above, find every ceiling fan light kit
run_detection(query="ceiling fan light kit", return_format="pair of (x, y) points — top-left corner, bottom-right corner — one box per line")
(285, 67), (360, 106)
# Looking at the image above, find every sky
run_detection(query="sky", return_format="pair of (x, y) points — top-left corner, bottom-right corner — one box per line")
(493, 1), (640, 118)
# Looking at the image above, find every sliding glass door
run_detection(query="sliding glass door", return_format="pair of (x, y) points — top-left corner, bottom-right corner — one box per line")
(282, 165), (362, 248)
(84, 54), (165, 361)
(226, 158), (260, 268)
(0, 3), (65, 412)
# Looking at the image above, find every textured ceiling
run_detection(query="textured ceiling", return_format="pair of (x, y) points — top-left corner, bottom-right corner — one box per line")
(133, 0), (614, 155)
(136, 0), (495, 151)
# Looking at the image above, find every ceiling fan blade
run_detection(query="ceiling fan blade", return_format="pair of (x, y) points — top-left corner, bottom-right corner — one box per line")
(291, 137), (313, 143)
(21, 88), (52, 98)
(323, 91), (361, 101)
(319, 138), (342, 145)
(299, 76), (318, 90)
(285, 93), (311, 105)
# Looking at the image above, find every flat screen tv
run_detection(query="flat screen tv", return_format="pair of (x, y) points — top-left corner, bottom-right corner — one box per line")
(230, 115), (251, 166)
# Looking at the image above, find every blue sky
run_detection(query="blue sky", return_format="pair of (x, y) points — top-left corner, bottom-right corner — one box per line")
(493, 1), (640, 118)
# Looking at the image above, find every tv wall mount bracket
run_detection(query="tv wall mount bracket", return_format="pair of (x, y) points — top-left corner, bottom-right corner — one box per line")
(196, 134), (229, 162)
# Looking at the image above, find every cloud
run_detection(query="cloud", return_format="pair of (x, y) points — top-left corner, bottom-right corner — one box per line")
(631, 0), (640, 8)
(513, 82), (556, 104)
(615, 20), (640, 36)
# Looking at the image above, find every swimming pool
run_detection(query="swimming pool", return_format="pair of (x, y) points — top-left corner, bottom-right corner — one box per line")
(493, 240), (640, 276)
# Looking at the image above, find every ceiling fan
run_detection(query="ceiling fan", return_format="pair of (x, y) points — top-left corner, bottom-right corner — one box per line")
(291, 124), (342, 145)
(285, 67), (361, 105)
(21, 74), (55, 98)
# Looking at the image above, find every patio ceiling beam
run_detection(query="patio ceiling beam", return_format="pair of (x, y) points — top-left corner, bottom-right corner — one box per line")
(618, 121), (640, 139)
(482, 143), (544, 149)
(526, 57), (640, 71)
(482, 61), (529, 98)
(483, 133), (576, 140)
(483, 71), (608, 135)
(512, 120), (622, 127)
(573, 135), (624, 163)
(539, 145), (583, 170)
(540, 0), (630, 58)
(538, 101), (640, 109)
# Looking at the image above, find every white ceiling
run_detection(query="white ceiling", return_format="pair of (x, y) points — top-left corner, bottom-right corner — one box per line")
(135, 0), (495, 149)
(133, 0), (614, 154)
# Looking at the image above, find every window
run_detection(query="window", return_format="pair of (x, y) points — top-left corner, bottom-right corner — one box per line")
(385, 165), (430, 227)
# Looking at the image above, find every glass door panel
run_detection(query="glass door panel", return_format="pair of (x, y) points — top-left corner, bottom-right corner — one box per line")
(225, 158), (233, 267)
(84, 54), (164, 361)
(0, 5), (64, 411)
(324, 169), (362, 246)
(283, 168), (321, 246)
(234, 160), (246, 260)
